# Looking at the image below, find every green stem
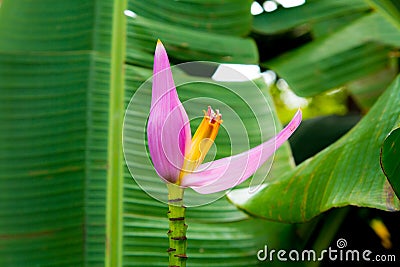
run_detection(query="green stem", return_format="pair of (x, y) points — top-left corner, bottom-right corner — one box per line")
(167, 183), (187, 267)
(105, 0), (127, 266)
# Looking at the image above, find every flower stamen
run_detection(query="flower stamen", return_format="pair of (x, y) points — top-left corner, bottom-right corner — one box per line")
(177, 106), (222, 185)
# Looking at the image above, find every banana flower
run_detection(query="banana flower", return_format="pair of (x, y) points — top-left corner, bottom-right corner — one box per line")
(147, 40), (302, 194)
(147, 40), (301, 267)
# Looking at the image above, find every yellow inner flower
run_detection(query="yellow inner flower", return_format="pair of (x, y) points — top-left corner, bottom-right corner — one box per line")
(178, 106), (222, 184)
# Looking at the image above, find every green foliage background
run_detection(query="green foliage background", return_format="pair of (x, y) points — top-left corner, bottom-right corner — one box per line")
(0, 0), (399, 266)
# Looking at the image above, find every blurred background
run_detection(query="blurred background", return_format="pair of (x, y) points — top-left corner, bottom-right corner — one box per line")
(0, 0), (399, 266)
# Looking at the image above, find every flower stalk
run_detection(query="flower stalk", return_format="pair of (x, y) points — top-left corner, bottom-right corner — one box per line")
(167, 184), (187, 267)
(146, 40), (302, 267)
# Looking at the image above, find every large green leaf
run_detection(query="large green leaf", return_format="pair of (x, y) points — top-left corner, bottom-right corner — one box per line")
(310, 10), (367, 39)
(380, 126), (400, 198)
(367, 0), (400, 29)
(125, 15), (258, 67)
(228, 76), (400, 223)
(0, 54), (88, 267)
(252, 0), (369, 34)
(346, 66), (398, 111)
(0, 1), (95, 51)
(129, 0), (253, 36)
(264, 12), (400, 97)
(289, 114), (361, 164)
(0, 0), (113, 265)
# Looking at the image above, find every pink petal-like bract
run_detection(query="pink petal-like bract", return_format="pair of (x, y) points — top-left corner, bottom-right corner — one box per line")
(181, 109), (302, 194)
(147, 41), (191, 183)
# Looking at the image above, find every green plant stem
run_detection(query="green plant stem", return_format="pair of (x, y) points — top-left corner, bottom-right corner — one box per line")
(105, 0), (127, 266)
(167, 183), (187, 267)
